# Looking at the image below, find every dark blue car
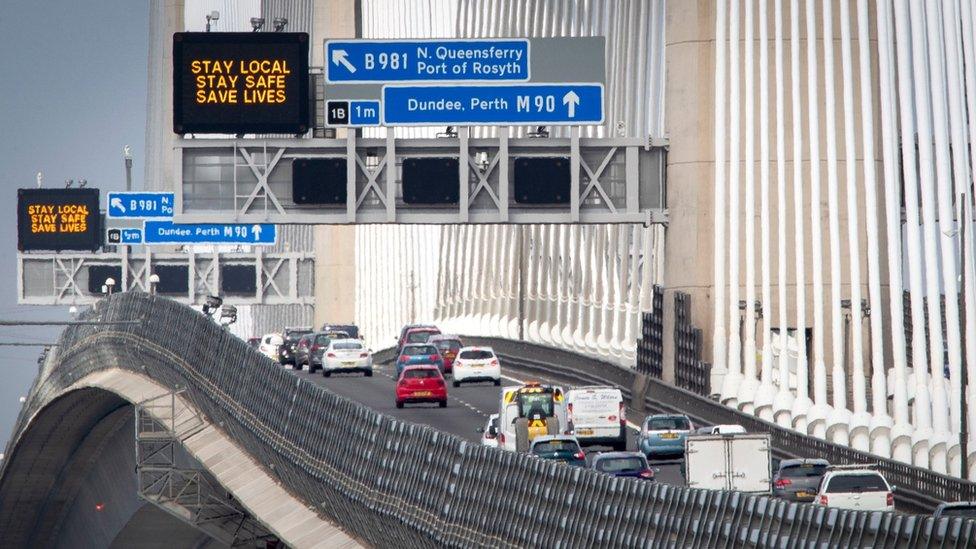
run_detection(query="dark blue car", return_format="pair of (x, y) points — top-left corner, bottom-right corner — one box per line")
(395, 343), (444, 377)
(591, 452), (655, 480)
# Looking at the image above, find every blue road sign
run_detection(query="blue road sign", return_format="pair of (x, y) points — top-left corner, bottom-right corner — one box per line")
(107, 192), (174, 219)
(326, 39), (530, 83)
(382, 83), (604, 126)
(106, 227), (143, 244)
(326, 100), (381, 127)
(143, 221), (276, 245)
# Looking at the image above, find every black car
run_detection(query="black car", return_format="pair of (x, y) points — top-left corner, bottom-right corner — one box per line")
(772, 459), (829, 502)
(321, 323), (360, 340)
(279, 327), (313, 366)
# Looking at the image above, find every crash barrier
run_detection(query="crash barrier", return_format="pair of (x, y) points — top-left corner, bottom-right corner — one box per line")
(636, 286), (664, 380)
(465, 336), (976, 516)
(3, 293), (975, 547)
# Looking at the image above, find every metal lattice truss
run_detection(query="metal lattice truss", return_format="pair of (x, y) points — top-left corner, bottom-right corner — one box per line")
(135, 391), (274, 546)
(175, 132), (668, 225)
(17, 248), (314, 306)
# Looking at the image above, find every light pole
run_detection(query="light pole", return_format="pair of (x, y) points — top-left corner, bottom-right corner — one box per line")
(961, 194), (970, 479)
(149, 273), (159, 295)
(841, 299), (852, 390)
(105, 277), (116, 295)
(205, 10), (219, 32)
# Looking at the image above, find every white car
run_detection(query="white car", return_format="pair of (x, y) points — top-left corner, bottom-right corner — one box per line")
(566, 386), (627, 450)
(815, 466), (894, 512)
(697, 424), (747, 435)
(258, 333), (283, 362)
(452, 346), (502, 387)
(321, 339), (373, 377)
(479, 414), (500, 448)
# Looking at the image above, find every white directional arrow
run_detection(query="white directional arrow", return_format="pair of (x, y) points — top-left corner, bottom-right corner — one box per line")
(331, 49), (356, 73)
(562, 90), (580, 118)
(251, 224), (263, 241)
(110, 197), (126, 213)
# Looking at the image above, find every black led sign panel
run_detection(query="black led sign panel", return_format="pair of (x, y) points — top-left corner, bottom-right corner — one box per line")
(17, 188), (102, 252)
(173, 32), (310, 134)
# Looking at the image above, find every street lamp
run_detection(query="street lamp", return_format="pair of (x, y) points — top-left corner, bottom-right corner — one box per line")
(273, 17), (288, 31)
(149, 273), (160, 295)
(105, 277), (116, 295)
(250, 17), (265, 31)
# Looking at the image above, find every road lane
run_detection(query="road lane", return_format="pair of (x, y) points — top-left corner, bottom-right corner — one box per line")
(285, 360), (685, 485)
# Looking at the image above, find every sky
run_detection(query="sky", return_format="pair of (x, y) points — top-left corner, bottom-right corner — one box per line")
(0, 0), (149, 447)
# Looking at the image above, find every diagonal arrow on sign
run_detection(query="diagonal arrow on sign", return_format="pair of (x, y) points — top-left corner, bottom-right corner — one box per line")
(562, 91), (580, 118)
(331, 49), (356, 73)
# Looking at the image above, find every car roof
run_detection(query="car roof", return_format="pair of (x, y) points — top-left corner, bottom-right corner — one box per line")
(402, 342), (436, 348)
(779, 458), (830, 468)
(593, 451), (645, 460)
(824, 468), (886, 477)
(459, 346), (494, 352)
(329, 338), (362, 345)
(532, 435), (579, 444)
(402, 364), (440, 371)
(645, 414), (690, 420)
(938, 501), (976, 508)
(405, 325), (439, 332)
(429, 334), (462, 341)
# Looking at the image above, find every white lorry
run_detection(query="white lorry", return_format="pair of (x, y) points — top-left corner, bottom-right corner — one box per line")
(684, 433), (772, 494)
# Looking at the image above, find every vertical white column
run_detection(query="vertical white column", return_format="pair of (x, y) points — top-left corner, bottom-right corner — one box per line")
(597, 226), (614, 356)
(911, 0), (951, 473)
(928, 0), (965, 474)
(806, 0), (831, 439)
(839, 0), (869, 451)
(623, 225), (642, 361)
(552, 226), (569, 348)
(772, 0), (795, 427)
(893, 0), (934, 468)
(565, 226), (583, 350)
(584, 226), (601, 353)
(712, 0), (730, 392)
(740, 0), (760, 413)
(539, 225), (556, 345)
(789, 0), (812, 431)
(609, 225), (627, 358)
(859, 0), (894, 458)
(755, 0), (777, 421)
(958, 0), (976, 478)
(723, 0), (745, 406)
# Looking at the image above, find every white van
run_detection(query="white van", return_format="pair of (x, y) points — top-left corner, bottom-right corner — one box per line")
(565, 386), (627, 450)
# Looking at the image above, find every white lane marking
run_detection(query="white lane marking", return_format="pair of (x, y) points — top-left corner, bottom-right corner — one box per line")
(500, 372), (642, 432)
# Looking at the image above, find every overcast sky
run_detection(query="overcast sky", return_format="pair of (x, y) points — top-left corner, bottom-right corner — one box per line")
(0, 0), (148, 447)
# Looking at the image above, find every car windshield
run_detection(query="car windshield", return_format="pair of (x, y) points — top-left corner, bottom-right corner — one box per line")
(940, 506), (976, 518)
(404, 346), (437, 356)
(597, 457), (646, 473)
(459, 350), (494, 360)
(436, 340), (462, 352)
(781, 464), (828, 478)
(519, 393), (554, 418)
(533, 440), (579, 454)
(404, 368), (439, 379)
(646, 417), (690, 431)
(825, 474), (888, 493)
(334, 342), (362, 350)
(407, 330), (437, 343)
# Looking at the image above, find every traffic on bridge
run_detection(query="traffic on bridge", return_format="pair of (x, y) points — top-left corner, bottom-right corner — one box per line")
(2, 0), (976, 547)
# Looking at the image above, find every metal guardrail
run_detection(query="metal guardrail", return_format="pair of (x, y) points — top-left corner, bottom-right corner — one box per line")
(2, 293), (975, 547)
(465, 336), (976, 515)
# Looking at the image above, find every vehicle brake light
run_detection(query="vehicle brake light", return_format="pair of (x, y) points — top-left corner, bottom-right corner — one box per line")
(490, 359), (499, 366)
(360, 352), (369, 358)
(399, 355), (408, 362)
(311, 345), (321, 352)
(818, 495), (828, 506)
(774, 478), (792, 488)
(498, 433), (505, 444)
(326, 353), (336, 358)
(574, 451), (586, 460)
(886, 492), (894, 506)
(619, 401), (627, 425)
(639, 470), (654, 479)
(608, 415), (618, 422)
(429, 354), (439, 361)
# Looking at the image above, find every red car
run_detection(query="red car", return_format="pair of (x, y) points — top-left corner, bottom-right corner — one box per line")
(428, 334), (463, 373)
(395, 365), (448, 409)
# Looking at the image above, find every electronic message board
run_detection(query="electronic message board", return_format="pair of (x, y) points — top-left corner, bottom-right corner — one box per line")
(173, 32), (310, 134)
(18, 188), (102, 252)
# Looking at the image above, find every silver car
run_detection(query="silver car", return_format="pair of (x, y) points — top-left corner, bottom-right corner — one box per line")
(773, 458), (829, 502)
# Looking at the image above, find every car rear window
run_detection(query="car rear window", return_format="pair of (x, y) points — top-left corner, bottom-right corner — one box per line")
(459, 350), (494, 360)
(533, 441), (579, 454)
(436, 340), (462, 352)
(646, 417), (690, 431)
(404, 368), (439, 379)
(334, 342), (362, 350)
(315, 335), (333, 345)
(285, 331), (311, 342)
(781, 463), (827, 478)
(825, 473), (888, 493)
(597, 457), (646, 473)
(407, 330), (437, 343)
(404, 346), (437, 356)
(940, 506), (976, 518)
